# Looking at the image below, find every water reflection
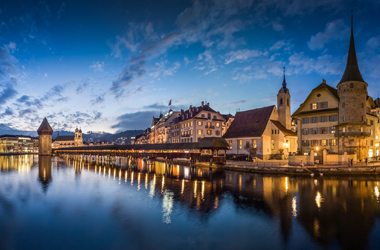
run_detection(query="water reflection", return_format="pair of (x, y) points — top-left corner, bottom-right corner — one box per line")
(0, 156), (380, 250)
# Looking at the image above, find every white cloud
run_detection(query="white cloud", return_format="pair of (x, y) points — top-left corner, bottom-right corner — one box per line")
(163, 62), (181, 76)
(5, 42), (16, 53)
(289, 52), (342, 75)
(308, 19), (349, 50)
(44, 73), (48, 77)
(89, 61), (104, 72)
(225, 49), (263, 64)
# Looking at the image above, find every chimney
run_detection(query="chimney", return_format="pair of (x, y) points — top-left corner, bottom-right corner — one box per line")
(201, 101), (204, 106)
(207, 102), (210, 106)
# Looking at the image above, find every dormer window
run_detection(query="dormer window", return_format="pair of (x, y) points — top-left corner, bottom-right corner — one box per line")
(311, 103), (317, 110)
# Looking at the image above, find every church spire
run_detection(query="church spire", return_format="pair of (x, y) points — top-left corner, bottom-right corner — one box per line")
(338, 10), (364, 84)
(282, 67), (287, 90)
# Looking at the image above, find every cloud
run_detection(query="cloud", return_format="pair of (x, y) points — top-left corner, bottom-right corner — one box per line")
(110, 0), (256, 97)
(16, 95), (43, 108)
(76, 78), (91, 94)
(269, 40), (291, 51)
(163, 62), (181, 76)
(111, 59), (145, 98)
(366, 35), (380, 50)
(89, 61), (104, 72)
(225, 49), (263, 64)
(44, 73), (48, 77)
(5, 42), (16, 53)
(289, 52), (342, 75)
(19, 108), (34, 117)
(308, 19), (349, 50)
(0, 78), (18, 107)
(111, 111), (159, 131)
(91, 96), (104, 105)
(41, 83), (69, 102)
(0, 47), (18, 79)
(0, 107), (13, 118)
(232, 73), (253, 83)
(57, 2), (66, 19)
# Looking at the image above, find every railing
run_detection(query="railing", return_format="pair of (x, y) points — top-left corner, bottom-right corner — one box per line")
(334, 132), (371, 137)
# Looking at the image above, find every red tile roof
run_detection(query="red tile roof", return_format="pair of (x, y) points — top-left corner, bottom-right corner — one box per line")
(223, 105), (274, 138)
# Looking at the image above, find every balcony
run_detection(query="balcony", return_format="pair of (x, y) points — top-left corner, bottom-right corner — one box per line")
(181, 134), (191, 138)
(334, 132), (371, 137)
(205, 124), (215, 129)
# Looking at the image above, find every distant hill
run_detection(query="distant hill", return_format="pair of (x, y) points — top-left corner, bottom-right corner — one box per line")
(0, 124), (143, 144)
(0, 124), (37, 137)
(83, 130), (144, 144)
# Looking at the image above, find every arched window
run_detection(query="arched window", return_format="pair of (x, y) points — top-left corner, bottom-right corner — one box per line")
(280, 98), (283, 106)
(287, 99), (289, 106)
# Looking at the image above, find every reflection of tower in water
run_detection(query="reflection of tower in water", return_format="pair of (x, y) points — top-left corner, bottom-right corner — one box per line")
(38, 156), (52, 192)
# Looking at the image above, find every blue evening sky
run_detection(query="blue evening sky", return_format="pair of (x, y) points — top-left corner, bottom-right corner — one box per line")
(1, 0), (380, 133)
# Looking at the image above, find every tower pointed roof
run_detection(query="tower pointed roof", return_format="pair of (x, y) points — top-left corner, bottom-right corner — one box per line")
(282, 67), (287, 90)
(37, 118), (53, 135)
(339, 12), (364, 84)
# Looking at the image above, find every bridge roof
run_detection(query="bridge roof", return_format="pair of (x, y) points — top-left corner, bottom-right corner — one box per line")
(54, 138), (229, 151)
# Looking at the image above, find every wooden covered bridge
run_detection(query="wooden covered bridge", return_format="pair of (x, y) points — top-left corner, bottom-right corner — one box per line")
(53, 137), (229, 164)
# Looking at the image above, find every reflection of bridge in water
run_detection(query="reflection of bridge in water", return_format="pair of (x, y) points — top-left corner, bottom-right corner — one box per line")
(1, 155), (380, 249)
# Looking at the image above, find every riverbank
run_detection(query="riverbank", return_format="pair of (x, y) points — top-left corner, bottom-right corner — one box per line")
(222, 160), (380, 175)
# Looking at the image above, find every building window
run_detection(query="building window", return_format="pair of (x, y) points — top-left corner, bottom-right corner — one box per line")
(321, 140), (327, 146)
(330, 127), (336, 134)
(342, 127), (346, 133)
(371, 120), (374, 125)
(252, 139), (256, 148)
(246, 141), (250, 149)
(207, 130), (211, 135)
(302, 128), (309, 135)
(302, 140), (309, 147)
(331, 139), (336, 146)
(198, 121), (202, 126)
(371, 129), (373, 136)
(287, 99), (289, 106)
(320, 116), (328, 122)
(311, 103), (317, 110)
(215, 130), (220, 136)
(361, 127), (363, 132)
(198, 130), (202, 135)
(371, 140), (374, 146)
(312, 140), (319, 146)
(311, 117), (318, 123)
(208, 113), (211, 119)
(321, 127), (327, 134)
(229, 140), (232, 149)
(319, 102), (328, 108)
(312, 128), (318, 134)
(280, 98), (283, 106)
(216, 122), (220, 128)
(271, 140), (274, 150)
(191, 130), (193, 135)
(302, 118), (309, 124)
(239, 140), (242, 149)
(329, 115), (337, 121)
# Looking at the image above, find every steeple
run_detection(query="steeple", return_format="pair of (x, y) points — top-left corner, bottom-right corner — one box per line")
(338, 11), (364, 84)
(282, 67), (287, 90)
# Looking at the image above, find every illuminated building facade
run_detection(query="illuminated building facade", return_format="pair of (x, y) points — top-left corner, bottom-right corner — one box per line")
(0, 135), (39, 153)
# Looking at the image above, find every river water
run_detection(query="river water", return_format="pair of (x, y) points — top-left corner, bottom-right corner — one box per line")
(0, 155), (380, 250)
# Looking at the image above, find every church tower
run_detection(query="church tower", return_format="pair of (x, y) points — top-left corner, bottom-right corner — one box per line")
(37, 118), (53, 155)
(277, 68), (291, 129)
(337, 13), (368, 158)
(74, 127), (83, 147)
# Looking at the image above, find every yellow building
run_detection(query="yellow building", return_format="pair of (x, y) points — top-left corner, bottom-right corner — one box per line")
(293, 16), (378, 162)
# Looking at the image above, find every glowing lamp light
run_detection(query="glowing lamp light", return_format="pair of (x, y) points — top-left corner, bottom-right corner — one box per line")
(316, 147), (319, 151)
(376, 143), (379, 147)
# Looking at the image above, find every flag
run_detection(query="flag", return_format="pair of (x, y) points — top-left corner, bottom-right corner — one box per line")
(168, 100), (172, 106)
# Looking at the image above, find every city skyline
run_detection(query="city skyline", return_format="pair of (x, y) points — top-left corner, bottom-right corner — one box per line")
(1, 0), (380, 133)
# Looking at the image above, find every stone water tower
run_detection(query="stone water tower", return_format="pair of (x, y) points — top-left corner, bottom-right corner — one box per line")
(37, 118), (53, 155)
